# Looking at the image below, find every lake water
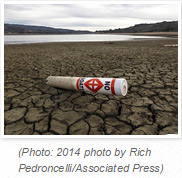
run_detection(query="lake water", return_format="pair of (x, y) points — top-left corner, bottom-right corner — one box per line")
(4, 34), (164, 44)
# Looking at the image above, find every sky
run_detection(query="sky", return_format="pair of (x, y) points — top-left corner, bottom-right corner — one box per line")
(4, 4), (178, 31)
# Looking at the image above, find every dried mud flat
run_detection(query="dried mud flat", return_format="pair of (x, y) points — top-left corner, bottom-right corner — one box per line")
(4, 39), (178, 135)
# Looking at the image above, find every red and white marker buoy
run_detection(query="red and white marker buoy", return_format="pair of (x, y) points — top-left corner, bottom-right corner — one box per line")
(46, 76), (128, 96)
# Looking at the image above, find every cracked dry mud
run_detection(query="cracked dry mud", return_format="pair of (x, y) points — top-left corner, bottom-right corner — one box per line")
(4, 39), (178, 135)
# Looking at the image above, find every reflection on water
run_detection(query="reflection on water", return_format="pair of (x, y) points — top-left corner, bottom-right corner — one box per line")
(4, 34), (164, 44)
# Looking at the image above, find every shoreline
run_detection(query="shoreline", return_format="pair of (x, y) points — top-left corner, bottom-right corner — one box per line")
(111, 32), (178, 37)
(5, 32), (178, 36)
(4, 36), (177, 45)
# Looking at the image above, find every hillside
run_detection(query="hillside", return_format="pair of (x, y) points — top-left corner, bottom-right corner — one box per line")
(5, 21), (178, 35)
(96, 21), (178, 33)
(4, 24), (92, 34)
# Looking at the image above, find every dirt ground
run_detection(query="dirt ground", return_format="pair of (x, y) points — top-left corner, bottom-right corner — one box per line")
(4, 38), (178, 135)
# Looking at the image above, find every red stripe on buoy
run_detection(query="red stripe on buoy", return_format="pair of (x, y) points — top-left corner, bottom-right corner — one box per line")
(76, 78), (81, 90)
(111, 78), (116, 95)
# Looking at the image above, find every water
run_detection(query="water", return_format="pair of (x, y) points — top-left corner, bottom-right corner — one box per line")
(4, 34), (164, 44)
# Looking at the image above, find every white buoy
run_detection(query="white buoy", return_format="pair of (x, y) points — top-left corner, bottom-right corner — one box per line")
(164, 44), (178, 47)
(46, 76), (128, 96)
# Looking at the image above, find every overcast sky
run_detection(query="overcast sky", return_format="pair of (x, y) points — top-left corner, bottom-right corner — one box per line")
(4, 4), (178, 31)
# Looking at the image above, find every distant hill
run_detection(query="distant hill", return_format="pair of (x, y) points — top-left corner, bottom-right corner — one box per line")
(4, 24), (93, 34)
(5, 21), (178, 35)
(96, 21), (178, 33)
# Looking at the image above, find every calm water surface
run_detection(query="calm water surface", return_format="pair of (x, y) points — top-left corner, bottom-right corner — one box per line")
(4, 34), (164, 44)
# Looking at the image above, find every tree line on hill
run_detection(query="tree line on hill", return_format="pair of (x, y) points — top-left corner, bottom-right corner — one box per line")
(96, 21), (178, 33)
(4, 21), (178, 35)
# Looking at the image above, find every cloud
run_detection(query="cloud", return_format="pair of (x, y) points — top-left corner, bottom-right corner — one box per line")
(4, 4), (178, 31)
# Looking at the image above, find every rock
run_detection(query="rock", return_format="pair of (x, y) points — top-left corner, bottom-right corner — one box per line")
(34, 94), (51, 107)
(5, 89), (20, 98)
(122, 97), (153, 107)
(32, 132), (41, 135)
(117, 114), (131, 125)
(142, 97), (153, 105)
(105, 117), (122, 126)
(130, 87), (138, 92)
(95, 110), (105, 118)
(69, 120), (89, 135)
(131, 124), (158, 135)
(155, 112), (173, 128)
(94, 94), (109, 101)
(35, 118), (49, 133)
(25, 107), (48, 123)
(101, 100), (118, 116)
(51, 109), (86, 126)
(4, 104), (10, 111)
(50, 119), (67, 135)
(89, 127), (105, 135)
(52, 93), (72, 103)
(27, 88), (42, 96)
(138, 88), (155, 96)
(86, 115), (104, 127)
(72, 95), (95, 107)
(159, 125), (178, 135)
(128, 113), (153, 128)
(85, 103), (100, 114)
(150, 104), (163, 111)
(105, 117), (132, 135)
(29, 95), (42, 104)
(130, 107), (152, 117)
(119, 104), (131, 115)
(5, 107), (27, 124)
(44, 98), (56, 109)
(105, 124), (132, 135)
(68, 92), (82, 101)
(11, 97), (22, 107)
(59, 101), (74, 111)
(158, 89), (171, 95)
(5, 120), (33, 135)
(43, 132), (55, 135)
(16, 91), (31, 101)
(150, 103), (174, 112)
(74, 102), (100, 114)
(162, 95), (173, 103)
(4, 83), (16, 89)
(152, 81), (164, 88)
(44, 87), (58, 95)
(19, 95), (42, 107)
